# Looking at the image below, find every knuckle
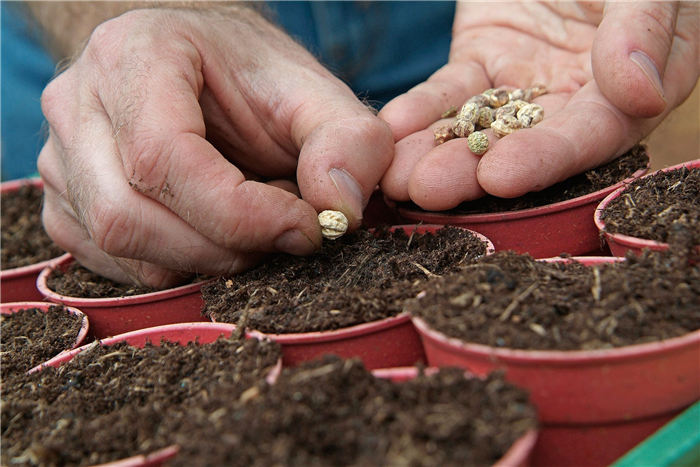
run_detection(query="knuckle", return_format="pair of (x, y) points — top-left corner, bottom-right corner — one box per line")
(85, 197), (139, 258)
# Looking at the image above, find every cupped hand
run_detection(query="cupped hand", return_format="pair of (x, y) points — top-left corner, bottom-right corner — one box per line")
(379, 1), (699, 211)
(39, 6), (393, 287)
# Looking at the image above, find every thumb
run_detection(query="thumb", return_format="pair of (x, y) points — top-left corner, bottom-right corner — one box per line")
(294, 99), (395, 230)
(592, 1), (679, 118)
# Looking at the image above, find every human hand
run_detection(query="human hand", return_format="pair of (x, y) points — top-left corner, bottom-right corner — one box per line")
(38, 5), (393, 287)
(379, 1), (699, 210)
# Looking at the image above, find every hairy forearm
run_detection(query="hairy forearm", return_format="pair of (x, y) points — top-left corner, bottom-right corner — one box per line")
(25, 1), (262, 61)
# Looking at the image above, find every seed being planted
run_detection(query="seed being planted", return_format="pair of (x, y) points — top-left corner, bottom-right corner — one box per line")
(318, 210), (348, 240)
(467, 131), (489, 156)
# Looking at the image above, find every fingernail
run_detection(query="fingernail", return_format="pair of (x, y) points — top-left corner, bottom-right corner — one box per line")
(328, 168), (365, 221)
(273, 229), (317, 256)
(629, 50), (665, 100)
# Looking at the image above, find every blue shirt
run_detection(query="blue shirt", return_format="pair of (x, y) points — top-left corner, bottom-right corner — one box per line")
(1, 1), (454, 181)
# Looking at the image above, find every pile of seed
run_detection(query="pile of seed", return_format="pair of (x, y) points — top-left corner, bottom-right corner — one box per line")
(434, 85), (547, 155)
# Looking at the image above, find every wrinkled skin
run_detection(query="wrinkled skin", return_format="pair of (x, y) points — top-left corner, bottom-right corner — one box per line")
(39, 6), (393, 287)
(379, 1), (699, 210)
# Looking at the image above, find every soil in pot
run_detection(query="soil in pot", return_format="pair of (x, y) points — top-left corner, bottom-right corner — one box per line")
(1, 184), (64, 270)
(599, 165), (700, 246)
(163, 355), (537, 467)
(1, 334), (281, 467)
(408, 248), (700, 351)
(396, 144), (649, 216)
(203, 225), (489, 333)
(1, 305), (83, 379)
(46, 261), (159, 298)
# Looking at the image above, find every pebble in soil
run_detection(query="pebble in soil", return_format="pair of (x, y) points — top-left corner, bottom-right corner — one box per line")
(407, 247), (700, 351)
(600, 165), (700, 245)
(1, 335), (282, 467)
(1, 184), (65, 269)
(202, 225), (489, 333)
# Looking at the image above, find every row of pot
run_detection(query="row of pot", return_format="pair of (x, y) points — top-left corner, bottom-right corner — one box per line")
(5, 158), (698, 307)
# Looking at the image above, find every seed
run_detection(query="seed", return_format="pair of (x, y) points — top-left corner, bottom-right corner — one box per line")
(477, 107), (496, 129)
(452, 118), (475, 138)
(434, 125), (456, 145)
(458, 102), (481, 125)
(318, 210), (348, 240)
(467, 94), (491, 108)
(441, 106), (459, 119)
(495, 103), (519, 120)
(467, 131), (489, 156)
(491, 116), (522, 138)
(530, 83), (548, 99)
(488, 89), (510, 108)
(517, 103), (544, 128)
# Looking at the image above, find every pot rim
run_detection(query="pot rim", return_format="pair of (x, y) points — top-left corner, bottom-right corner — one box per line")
(85, 445), (180, 467)
(391, 165), (649, 223)
(1, 301), (89, 350)
(594, 158), (700, 250)
(36, 255), (215, 307)
(411, 255), (700, 364)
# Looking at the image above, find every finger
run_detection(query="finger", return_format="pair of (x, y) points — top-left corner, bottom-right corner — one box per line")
(592, 2), (679, 118)
(476, 81), (660, 198)
(380, 128), (438, 202)
(292, 96), (395, 231)
(379, 62), (492, 142)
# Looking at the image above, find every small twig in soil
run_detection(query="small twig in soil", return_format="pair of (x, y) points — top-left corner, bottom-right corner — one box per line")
(499, 281), (539, 322)
(591, 267), (602, 302)
(413, 262), (438, 278)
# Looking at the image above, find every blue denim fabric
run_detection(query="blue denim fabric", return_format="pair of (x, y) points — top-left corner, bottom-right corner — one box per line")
(1, 1), (454, 181)
(1, 2), (57, 181)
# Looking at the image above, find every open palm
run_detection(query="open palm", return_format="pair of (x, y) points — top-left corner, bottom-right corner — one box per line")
(379, 1), (699, 211)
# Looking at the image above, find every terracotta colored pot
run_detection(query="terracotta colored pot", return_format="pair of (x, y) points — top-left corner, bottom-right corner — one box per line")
(372, 367), (539, 467)
(1, 301), (89, 352)
(242, 224), (494, 370)
(390, 165), (648, 259)
(412, 257), (700, 467)
(0, 178), (70, 303)
(595, 159), (700, 257)
(33, 323), (279, 467)
(37, 255), (213, 339)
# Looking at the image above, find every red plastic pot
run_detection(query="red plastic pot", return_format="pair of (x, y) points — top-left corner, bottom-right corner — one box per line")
(1, 301), (89, 352)
(412, 257), (700, 467)
(372, 367), (538, 467)
(390, 165), (648, 259)
(595, 159), (700, 257)
(37, 255), (214, 339)
(0, 178), (71, 303)
(242, 224), (495, 370)
(33, 322), (280, 467)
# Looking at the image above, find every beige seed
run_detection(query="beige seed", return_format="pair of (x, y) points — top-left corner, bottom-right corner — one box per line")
(530, 83), (548, 99)
(441, 106), (459, 119)
(477, 106), (495, 129)
(434, 125), (455, 145)
(517, 103), (544, 128)
(452, 118), (475, 138)
(458, 102), (481, 125)
(491, 116), (522, 138)
(495, 103), (519, 120)
(467, 131), (489, 156)
(488, 89), (510, 108)
(509, 88), (530, 102)
(467, 94), (491, 108)
(318, 210), (348, 239)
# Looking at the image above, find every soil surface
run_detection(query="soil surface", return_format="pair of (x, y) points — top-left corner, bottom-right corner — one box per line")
(47, 261), (157, 298)
(1, 184), (65, 269)
(1, 305), (83, 378)
(600, 165), (700, 245)
(164, 356), (537, 467)
(1, 335), (281, 467)
(408, 249), (700, 350)
(397, 144), (649, 214)
(203, 226), (489, 333)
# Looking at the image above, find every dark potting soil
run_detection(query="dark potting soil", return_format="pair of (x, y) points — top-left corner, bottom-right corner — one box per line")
(1, 335), (281, 467)
(1, 184), (65, 269)
(600, 165), (700, 245)
(1, 306), (83, 379)
(397, 144), (649, 214)
(164, 355), (537, 467)
(408, 249), (700, 351)
(46, 261), (157, 298)
(202, 225), (489, 333)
